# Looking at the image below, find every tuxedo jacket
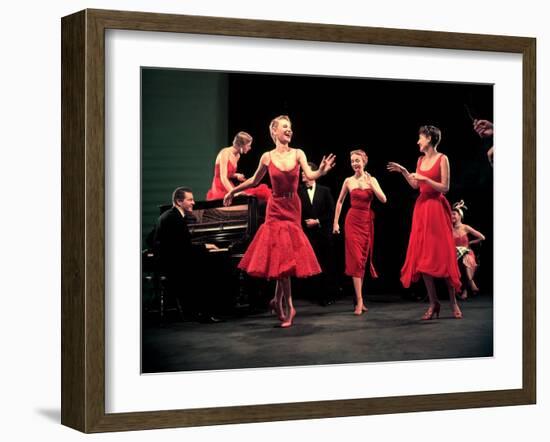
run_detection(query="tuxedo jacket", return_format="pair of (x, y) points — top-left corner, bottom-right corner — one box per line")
(153, 206), (205, 274)
(298, 183), (335, 240)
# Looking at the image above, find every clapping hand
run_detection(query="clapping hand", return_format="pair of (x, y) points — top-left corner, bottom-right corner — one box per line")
(386, 162), (406, 174)
(409, 172), (427, 182)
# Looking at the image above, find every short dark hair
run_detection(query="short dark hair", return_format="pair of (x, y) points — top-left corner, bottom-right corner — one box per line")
(308, 162), (318, 171)
(172, 186), (192, 204)
(419, 125), (442, 148)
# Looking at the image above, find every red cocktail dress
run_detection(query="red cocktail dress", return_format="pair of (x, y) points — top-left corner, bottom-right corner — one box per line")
(344, 188), (378, 278)
(238, 152), (321, 279)
(400, 154), (461, 290)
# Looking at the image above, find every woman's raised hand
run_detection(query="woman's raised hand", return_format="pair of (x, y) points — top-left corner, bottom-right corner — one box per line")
(386, 162), (406, 174)
(319, 154), (336, 175)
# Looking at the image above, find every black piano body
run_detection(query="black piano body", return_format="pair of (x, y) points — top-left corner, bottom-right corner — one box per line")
(153, 195), (269, 316)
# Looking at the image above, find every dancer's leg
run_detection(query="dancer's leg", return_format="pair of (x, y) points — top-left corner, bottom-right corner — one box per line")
(421, 274), (440, 319)
(352, 276), (365, 315)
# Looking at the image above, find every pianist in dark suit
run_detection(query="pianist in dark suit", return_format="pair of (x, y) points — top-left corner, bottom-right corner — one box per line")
(298, 162), (338, 305)
(153, 186), (222, 323)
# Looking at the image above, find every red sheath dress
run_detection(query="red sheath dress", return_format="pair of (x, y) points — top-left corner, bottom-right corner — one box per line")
(344, 188), (378, 278)
(237, 152), (321, 279)
(400, 154), (461, 290)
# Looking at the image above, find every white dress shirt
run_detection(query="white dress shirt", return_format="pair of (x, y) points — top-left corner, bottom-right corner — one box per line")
(307, 182), (316, 204)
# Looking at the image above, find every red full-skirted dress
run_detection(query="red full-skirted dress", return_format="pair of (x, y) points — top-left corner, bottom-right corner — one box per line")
(400, 154), (461, 291)
(237, 153), (321, 279)
(206, 161), (272, 201)
(344, 188), (378, 279)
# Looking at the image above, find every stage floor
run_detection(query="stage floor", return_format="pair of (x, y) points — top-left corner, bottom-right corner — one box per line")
(142, 295), (493, 373)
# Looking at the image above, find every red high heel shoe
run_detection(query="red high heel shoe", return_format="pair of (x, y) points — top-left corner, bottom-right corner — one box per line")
(452, 304), (463, 319)
(280, 308), (296, 328)
(422, 302), (440, 320)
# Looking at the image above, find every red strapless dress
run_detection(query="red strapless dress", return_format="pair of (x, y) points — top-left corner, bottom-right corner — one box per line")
(400, 154), (461, 291)
(344, 188), (378, 278)
(454, 234), (477, 269)
(237, 160), (321, 279)
(206, 161), (271, 201)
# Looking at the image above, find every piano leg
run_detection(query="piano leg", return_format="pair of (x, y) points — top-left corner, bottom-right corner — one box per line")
(235, 268), (249, 309)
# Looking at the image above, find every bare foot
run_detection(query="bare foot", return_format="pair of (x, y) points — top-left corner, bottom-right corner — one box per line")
(280, 308), (296, 328)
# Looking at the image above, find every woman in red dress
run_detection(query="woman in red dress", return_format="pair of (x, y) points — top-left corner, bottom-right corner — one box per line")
(206, 131), (271, 201)
(452, 200), (485, 300)
(387, 125), (462, 320)
(224, 115), (336, 327)
(333, 150), (387, 315)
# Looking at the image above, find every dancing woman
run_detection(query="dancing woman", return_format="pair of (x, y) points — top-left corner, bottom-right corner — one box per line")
(387, 125), (462, 320)
(333, 149), (387, 315)
(224, 115), (335, 327)
(452, 200), (485, 300)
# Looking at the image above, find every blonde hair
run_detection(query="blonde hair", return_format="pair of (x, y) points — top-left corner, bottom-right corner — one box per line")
(233, 131), (252, 148)
(350, 149), (368, 169)
(269, 115), (291, 143)
(452, 200), (468, 219)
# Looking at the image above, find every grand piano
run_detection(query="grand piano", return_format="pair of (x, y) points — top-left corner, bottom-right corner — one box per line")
(150, 195), (268, 317)
(186, 195), (260, 253)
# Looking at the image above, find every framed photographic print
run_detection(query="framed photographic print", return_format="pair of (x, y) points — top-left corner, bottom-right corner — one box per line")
(61, 9), (536, 433)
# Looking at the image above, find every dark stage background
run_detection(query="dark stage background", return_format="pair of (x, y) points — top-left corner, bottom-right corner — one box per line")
(142, 69), (493, 298)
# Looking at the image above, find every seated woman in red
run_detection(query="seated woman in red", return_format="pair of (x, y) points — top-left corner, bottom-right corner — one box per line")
(452, 200), (485, 300)
(206, 131), (271, 202)
(387, 125), (462, 320)
(333, 149), (387, 316)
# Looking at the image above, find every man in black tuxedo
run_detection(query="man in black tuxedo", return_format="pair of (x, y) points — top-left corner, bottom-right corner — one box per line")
(298, 163), (338, 305)
(153, 186), (222, 323)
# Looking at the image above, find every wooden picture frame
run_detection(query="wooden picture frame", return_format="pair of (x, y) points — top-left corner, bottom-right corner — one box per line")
(61, 8), (536, 433)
